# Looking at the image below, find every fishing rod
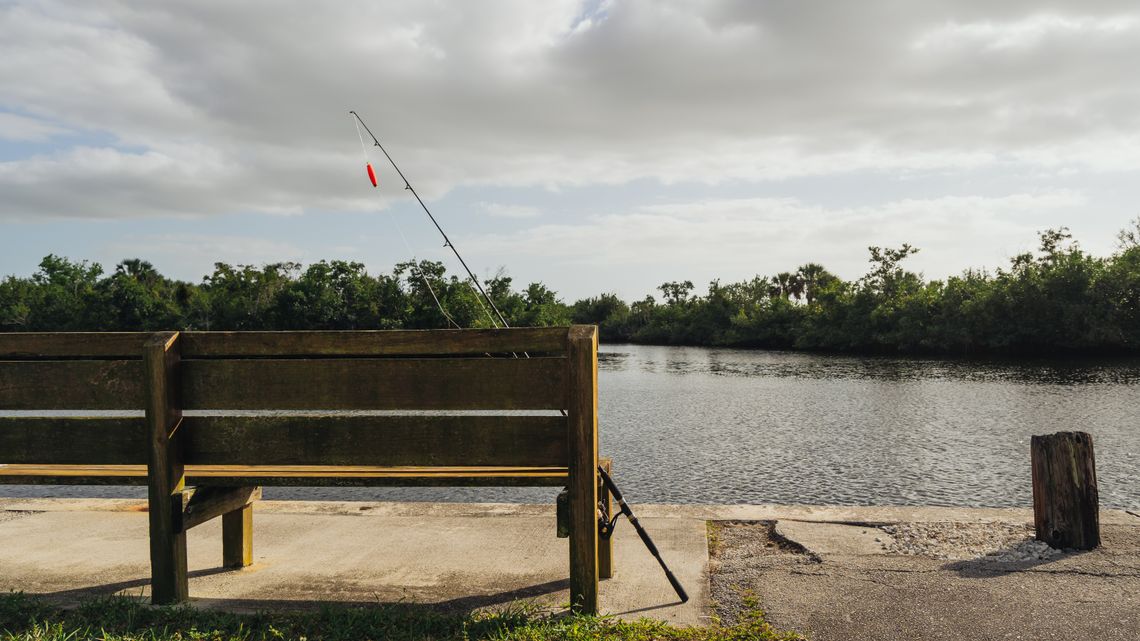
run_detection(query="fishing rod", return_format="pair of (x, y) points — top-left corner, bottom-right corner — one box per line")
(598, 466), (689, 603)
(350, 110), (512, 329)
(348, 113), (686, 602)
(349, 113), (460, 329)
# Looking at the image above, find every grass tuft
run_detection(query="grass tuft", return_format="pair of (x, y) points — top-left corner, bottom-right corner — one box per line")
(706, 522), (723, 559)
(0, 592), (804, 641)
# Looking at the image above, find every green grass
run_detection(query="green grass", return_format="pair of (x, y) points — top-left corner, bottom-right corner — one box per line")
(0, 592), (804, 641)
(705, 522), (723, 559)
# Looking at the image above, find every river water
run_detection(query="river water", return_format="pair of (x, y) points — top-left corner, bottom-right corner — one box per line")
(3, 344), (1138, 509)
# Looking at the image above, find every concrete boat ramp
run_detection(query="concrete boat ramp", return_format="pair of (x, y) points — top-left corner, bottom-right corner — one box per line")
(0, 499), (711, 624)
(2, 499), (1138, 638)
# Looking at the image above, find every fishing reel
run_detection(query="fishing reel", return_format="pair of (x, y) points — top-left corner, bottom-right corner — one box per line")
(556, 472), (689, 603)
(598, 505), (620, 540)
(554, 488), (619, 540)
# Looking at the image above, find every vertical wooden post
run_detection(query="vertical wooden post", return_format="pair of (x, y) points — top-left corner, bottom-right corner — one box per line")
(222, 503), (254, 568)
(1031, 431), (1100, 550)
(567, 325), (599, 614)
(598, 457), (614, 580)
(145, 331), (188, 604)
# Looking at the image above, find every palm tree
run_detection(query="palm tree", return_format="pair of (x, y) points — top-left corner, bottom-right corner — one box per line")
(116, 259), (160, 287)
(774, 272), (805, 301)
(797, 263), (832, 305)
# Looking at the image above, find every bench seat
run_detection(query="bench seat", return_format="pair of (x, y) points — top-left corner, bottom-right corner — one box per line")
(0, 464), (569, 486)
(0, 327), (605, 612)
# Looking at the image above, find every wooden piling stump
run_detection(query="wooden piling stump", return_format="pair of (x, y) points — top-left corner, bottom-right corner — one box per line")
(1031, 431), (1100, 550)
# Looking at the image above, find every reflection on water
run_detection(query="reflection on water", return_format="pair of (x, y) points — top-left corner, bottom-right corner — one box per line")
(4, 344), (1139, 509)
(601, 348), (1140, 385)
(595, 345), (1140, 510)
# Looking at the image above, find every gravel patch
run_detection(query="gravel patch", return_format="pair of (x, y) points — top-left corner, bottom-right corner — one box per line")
(881, 521), (1065, 562)
(708, 521), (816, 626)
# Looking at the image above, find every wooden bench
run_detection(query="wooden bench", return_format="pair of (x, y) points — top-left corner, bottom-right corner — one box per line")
(0, 326), (610, 613)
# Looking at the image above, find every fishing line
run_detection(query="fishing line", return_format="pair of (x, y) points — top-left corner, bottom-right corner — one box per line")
(350, 113), (461, 329)
(352, 117), (370, 163)
(351, 109), (501, 328)
(351, 112), (498, 328)
(387, 209), (464, 330)
(350, 110), (512, 329)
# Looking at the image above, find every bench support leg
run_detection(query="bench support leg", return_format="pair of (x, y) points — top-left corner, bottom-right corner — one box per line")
(568, 326), (600, 614)
(145, 331), (188, 605)
(222, 504), (253, 568)
(568, 486), (598, 614)
(149, 491), (188, 604)
(599, 458), (614, 580)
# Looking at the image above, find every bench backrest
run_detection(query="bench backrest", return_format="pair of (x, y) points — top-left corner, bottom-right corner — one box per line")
(0, 327), (598, 479)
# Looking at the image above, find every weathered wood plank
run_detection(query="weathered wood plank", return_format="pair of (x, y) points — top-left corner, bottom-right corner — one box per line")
(223, 504), (254, 568)
(0, 333), (147, 359)
(0, 328), (568, 359)
(181, 357), (567, 410)
(1031, 431), (1100, 550)
(0, 464), (568, 486)
(0, 417), (146, 464)
(181, 415), (567, 467)
(145, 331), (188, 605)
(184, 472), (568, 487)
(0, 360), (143, 409)
(566, 325), (599, 614)
(181, 328), (569, 357)
(0, 464), (150, 485)
(182, 486), (261, 531)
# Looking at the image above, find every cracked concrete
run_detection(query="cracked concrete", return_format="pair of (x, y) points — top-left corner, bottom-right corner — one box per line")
(774, 520), (893, 557)
(711, 520), (1140, 641)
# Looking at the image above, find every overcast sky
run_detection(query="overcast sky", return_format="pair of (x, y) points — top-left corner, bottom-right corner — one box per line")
(2, 0), (1139, 300)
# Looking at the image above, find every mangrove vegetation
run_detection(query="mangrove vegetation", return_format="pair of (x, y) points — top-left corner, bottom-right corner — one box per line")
(2, 223), (1139, 355)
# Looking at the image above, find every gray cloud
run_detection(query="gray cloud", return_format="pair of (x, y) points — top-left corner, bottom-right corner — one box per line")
(0, 0), (1139, 220)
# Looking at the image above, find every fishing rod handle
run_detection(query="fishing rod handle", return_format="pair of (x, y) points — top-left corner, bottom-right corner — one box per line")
(664, 569), (690, 603)
(629, 512), (689, 603)
(627, 513), (658, 554)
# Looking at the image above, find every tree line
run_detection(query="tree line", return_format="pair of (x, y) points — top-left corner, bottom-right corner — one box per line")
(0, 257), (568, 334)
(2, 223), (1139, 355)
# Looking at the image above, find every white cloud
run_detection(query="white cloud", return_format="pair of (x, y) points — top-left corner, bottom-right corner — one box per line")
(0, 144), (377, 220)
(479, 202), (541, 218)
(0, 1), (1138, 221)
(465, 190), (1089, 291)
(0, 112), (69, 142)
(100, 234), (311, 279)
(913, 14), (1140, 52)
